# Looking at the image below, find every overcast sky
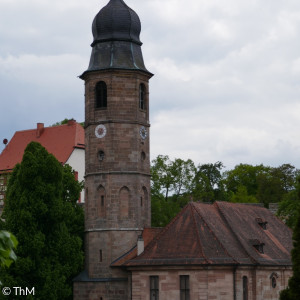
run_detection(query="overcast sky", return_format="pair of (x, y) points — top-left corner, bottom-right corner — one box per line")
(1, 0), (300, 169)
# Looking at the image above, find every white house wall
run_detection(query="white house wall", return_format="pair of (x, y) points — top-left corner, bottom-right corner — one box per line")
(66, 148), (85, 202)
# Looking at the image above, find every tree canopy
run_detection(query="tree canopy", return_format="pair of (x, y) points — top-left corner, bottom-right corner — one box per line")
(151, 156), (300, 227)
(0, 142), (84, 300)
(52, 118), (84, 128)
(279, 182), (300, 299)
(0, 230), (17, 268)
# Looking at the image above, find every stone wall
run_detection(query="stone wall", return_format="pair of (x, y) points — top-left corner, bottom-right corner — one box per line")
(73, 280), (129, 300)
(131, 266), (292, 300)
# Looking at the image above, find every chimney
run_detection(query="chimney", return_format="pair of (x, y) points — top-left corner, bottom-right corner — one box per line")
(36, 123), (44, 138)
(68, 119), (76, 126)
(137, 235), (144, 256)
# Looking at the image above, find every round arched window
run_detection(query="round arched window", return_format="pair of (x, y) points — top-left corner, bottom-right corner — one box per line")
(271, 276), (276, 288)
(95, 81), (107, 108)
(139, 83), (146, 110)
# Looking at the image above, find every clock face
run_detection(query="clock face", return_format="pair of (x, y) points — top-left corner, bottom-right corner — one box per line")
(95, 124), (107, 139)
(139, 126), (147, 140)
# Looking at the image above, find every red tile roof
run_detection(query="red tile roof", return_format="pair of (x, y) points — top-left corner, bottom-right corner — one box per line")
(0, 120), (84, 172)
(124, 202), (293, 267)
(111, 228), (163, 267)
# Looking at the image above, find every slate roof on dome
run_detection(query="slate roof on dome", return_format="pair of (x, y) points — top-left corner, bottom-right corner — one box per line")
(81, 0), (152, 77)
(0, 121), (84, 172)
(122, 202), (293, 267)
(92, 0), (142, 46)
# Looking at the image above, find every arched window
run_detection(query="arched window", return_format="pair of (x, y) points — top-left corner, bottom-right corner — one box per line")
(95, 81), (107, 108)
(142, 187), (148, 207)
(119, 186), (130, 218)
(97, 185), (106, 217)
(243, 276), (248, 300)
(139, 83), (146, 110)
(270, 272), (278, 288)
(141, 186), (149, 224)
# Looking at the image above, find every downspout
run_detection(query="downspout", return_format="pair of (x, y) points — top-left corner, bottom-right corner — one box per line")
(233, 266), (237, 300)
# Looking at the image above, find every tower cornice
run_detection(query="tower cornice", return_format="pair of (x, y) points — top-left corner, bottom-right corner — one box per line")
(80, 67), (153, 80)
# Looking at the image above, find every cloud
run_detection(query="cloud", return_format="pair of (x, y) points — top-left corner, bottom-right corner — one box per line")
(1, 0), (300, 169)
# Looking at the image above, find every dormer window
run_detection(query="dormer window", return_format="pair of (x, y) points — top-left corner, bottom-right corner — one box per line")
(139, 83), (146, 110)
(256, 218), (268, 230)
(95, 81), (107, 108)
(254, 243), (264, 254)
(250, 239), (265, 254)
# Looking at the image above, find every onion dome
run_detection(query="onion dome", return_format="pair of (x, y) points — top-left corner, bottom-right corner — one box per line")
(91, 0), (142, 46)
(81, 0), (152, 77)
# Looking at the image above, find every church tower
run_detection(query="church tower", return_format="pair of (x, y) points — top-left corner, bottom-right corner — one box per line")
(74, 0), (153, 299)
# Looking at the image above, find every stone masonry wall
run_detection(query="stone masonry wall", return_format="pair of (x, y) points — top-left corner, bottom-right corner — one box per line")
(131, 266), (292, 300)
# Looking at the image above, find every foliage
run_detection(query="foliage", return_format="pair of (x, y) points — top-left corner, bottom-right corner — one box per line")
(223, 164), (268, 203)
(151, 155), (195, 227)
(229, 185), (258, 203)
(0, 142), (84, 300)
(0, 230), (18, 268)
(151, 155), (300, 228)
(193, 162), (226, 202)
(52, 118), (84, 128)
(257, 164), (300, 206)
(151, 155), (196, 200)
(279, 205), (300, 299)
(151, 194), (181, 227)
(277, 177), (300, 229)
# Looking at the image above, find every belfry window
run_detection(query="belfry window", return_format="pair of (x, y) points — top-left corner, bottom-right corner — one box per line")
(139, 83), (146, 110)
(95, 81), (107, 108)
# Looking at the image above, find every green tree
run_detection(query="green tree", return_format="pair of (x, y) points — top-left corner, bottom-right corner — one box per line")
(257, 164), (300, 206)
(223, 164), (268, 199)
(151, 155), (196, 227)
(0, 142), (84, 299)
(222, 163), (300, 205)
(229, 185), (258, 203)
(151, 155), (196, 201)
(52, 118), (84, 128)
(279, 209), (300, 299)
(193, 162), (226, 202)
(277, 177), (300, 228)
(0, 231), (17, 268)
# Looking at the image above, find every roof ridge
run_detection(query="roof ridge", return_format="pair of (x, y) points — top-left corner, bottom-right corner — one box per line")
(215, 201), (258, 264)
(192, 203), (238, 264)
(190, 204), (209, 263)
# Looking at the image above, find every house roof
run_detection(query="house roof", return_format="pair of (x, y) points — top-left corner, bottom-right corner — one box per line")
(124, 202), (293, 267)
(111, 228), (163, 267)
(0, 120), (84, 172)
